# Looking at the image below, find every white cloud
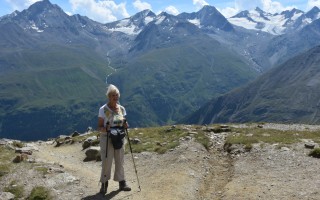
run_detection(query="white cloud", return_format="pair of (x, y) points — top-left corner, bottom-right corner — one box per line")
(164, 5), (179, 15)
(219, 7), (240, 18)
(235, 0), (261, 11)
(133, 0), (152, 11)
(193, 0), (209, 10)
(5, 0), (41, 11)
(307, 0), (320, 9)
(70, 0), (130, 23)
(234, 0), (296, 14)
(261, 0), (295, 13)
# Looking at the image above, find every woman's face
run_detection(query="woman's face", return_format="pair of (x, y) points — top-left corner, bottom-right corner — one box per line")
(108, 92), (119, 103)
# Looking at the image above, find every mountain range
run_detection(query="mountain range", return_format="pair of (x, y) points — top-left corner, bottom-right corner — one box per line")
(1, 0), (320, 140)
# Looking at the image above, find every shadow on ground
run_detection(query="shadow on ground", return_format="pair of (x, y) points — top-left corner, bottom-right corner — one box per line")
(81, 190), (137, 200)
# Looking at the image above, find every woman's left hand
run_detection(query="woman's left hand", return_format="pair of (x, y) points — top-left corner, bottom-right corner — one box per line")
(123, 121), (129, 129)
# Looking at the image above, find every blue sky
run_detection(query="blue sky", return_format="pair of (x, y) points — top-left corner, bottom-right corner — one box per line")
(1, 0), (319, 23)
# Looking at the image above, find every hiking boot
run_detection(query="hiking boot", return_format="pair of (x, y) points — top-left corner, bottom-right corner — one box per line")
(119, 180), (131, 191)
(99, 181), (108, 195)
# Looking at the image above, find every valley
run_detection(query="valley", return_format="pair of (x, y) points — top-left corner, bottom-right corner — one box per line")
(1, 0), (320, 141)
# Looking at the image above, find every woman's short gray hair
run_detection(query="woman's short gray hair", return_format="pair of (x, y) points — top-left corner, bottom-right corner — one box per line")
(106, 84), (120, 98)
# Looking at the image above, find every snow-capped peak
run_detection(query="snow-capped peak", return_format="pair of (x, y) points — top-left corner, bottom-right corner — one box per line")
(105, 9), (156, 35)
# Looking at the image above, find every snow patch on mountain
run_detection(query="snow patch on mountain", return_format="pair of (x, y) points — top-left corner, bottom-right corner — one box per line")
(291, 12), (304, 20)
(229, 7), (320, 35)
(30, 23), (44, 32)
(188, 18), (200, 27)
(155, 15), (166, 25)
(145, 16), (154, 24)
(25, 21), (46, 32)
(109, 26), (138, 35)
(108, 19), (138, 35)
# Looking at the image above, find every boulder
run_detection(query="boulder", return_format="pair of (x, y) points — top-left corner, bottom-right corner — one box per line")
(131, 138), (141, 144)
(305, 143), (315, 149)
(82, 136), (98, 150)
(15, 147), (33, 155)
(82, 140), (91, 150)
(84, 146), (101, 161)
(71, 131), (80, 137)
(13, 153), (28, 163)
(0, 192), (15, 200)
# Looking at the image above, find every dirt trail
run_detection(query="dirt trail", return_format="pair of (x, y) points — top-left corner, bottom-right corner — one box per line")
(34, 143), (100, 195)
(33, 137), (230, 200)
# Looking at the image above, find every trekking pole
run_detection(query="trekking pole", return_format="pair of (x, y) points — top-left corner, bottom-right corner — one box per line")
(124, 120), (141, 192)
(106, 121), (110, 158)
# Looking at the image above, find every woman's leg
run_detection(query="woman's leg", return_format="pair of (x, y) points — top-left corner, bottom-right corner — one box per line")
(113, 147), (125, 181)
(100, 134), (114, 183)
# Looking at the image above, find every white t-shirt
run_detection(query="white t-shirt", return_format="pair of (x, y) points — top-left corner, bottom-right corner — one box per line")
(98, 104), (127, 128)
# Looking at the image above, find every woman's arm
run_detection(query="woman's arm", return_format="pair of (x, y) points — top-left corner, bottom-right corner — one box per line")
(98, 117), (105, 132)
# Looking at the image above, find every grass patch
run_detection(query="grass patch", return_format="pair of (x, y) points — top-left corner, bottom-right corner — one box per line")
(226, 127), (320, 147)
(125, 125), (210, 154)
(28, 186), (52, 200)
(4, 180), (25, 199)
(154, 146), (167, 154)
(34, 166), (49, 175)
(0, 146), (15, 179)
(72, 131), (100, 143)
(54, 131), (100, 146)
(0, 164), (10, 178)
(125, 126), (187, 153)
(309, 148), (320, 158)
(194, 132), (211, 150)
(54, 125), (212, 153)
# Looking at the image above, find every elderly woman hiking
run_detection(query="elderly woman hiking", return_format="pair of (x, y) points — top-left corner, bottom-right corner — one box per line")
(98, 84), (131, 195)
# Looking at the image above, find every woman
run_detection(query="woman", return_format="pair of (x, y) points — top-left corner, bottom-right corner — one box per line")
(98, 84), (131, 195)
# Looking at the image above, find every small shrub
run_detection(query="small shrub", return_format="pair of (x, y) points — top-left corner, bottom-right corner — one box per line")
(12, 141), (24, 148)
(35, 167), (49, 175)
(28, 186), (52, 200)
(195, 134), (211, 150)
(154, 146), (167, 154)
(244, 144), (253, 151)
(309, 148), (320, 158)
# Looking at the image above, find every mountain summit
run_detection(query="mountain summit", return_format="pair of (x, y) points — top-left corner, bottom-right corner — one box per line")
(177, 5), (234, 32)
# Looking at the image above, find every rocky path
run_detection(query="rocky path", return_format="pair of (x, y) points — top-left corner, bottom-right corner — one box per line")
(33, 137), (227, 200)
(2, 123), (320, 200)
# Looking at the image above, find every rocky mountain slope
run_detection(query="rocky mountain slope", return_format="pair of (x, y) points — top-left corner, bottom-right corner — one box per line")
(184, 45), (320, 125)
(1, 123), (320, 200)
